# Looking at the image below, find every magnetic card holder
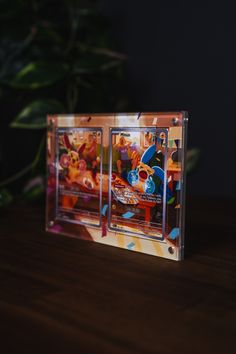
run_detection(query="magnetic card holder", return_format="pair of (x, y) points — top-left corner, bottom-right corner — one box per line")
(46, 112), (188, 260)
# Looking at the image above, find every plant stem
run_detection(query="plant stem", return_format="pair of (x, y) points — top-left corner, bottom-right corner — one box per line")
(0, 133), (46, 187)
(0, 163), (34, 188)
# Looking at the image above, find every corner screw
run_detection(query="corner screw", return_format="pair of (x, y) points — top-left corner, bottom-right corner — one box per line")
(49, 220), (54, 227)
(172, 117), (179, 126)
(168, 246), (175, 255)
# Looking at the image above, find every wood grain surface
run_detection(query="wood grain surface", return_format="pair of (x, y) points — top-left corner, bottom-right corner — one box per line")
(0, 197), (235, 354)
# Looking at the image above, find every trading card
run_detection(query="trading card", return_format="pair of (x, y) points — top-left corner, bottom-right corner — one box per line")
(55, 128), (102, 227)
(108, 128), (168, 240)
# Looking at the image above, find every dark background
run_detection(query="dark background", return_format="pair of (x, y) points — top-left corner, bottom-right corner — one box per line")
(0, 3), (235, 353)
(101, 0), (235, 197)
(0, 0), (235, 198)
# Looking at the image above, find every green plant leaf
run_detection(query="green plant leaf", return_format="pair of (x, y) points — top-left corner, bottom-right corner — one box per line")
(11, 100), (65, 129)
(0, 188), (13, 208)
(8, 62), (68, 89)
(90, 47), (127, 60)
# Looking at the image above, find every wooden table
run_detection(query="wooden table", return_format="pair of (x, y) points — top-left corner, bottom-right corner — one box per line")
(0, 196), (235, 354)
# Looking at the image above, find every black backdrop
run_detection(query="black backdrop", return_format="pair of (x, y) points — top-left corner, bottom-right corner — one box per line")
(1, 1), (235, 198)
(102, 0), (235, 197)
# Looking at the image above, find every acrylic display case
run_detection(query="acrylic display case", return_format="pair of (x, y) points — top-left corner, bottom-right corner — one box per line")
(46, 112), (188, 260)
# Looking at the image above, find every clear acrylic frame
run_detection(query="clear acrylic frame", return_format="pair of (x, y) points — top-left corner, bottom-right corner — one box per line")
(46, 112), (188, 261)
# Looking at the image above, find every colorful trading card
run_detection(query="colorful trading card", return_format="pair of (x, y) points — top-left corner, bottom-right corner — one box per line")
(46, 112), (188, 261)
(108, 128), (168, 239)
(55, 128), (102, 227)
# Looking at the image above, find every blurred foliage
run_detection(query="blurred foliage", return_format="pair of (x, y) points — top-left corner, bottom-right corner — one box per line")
(0, 0), (129, 206)
(0, 0), (199, 208)
(0, 188), (13, 208)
